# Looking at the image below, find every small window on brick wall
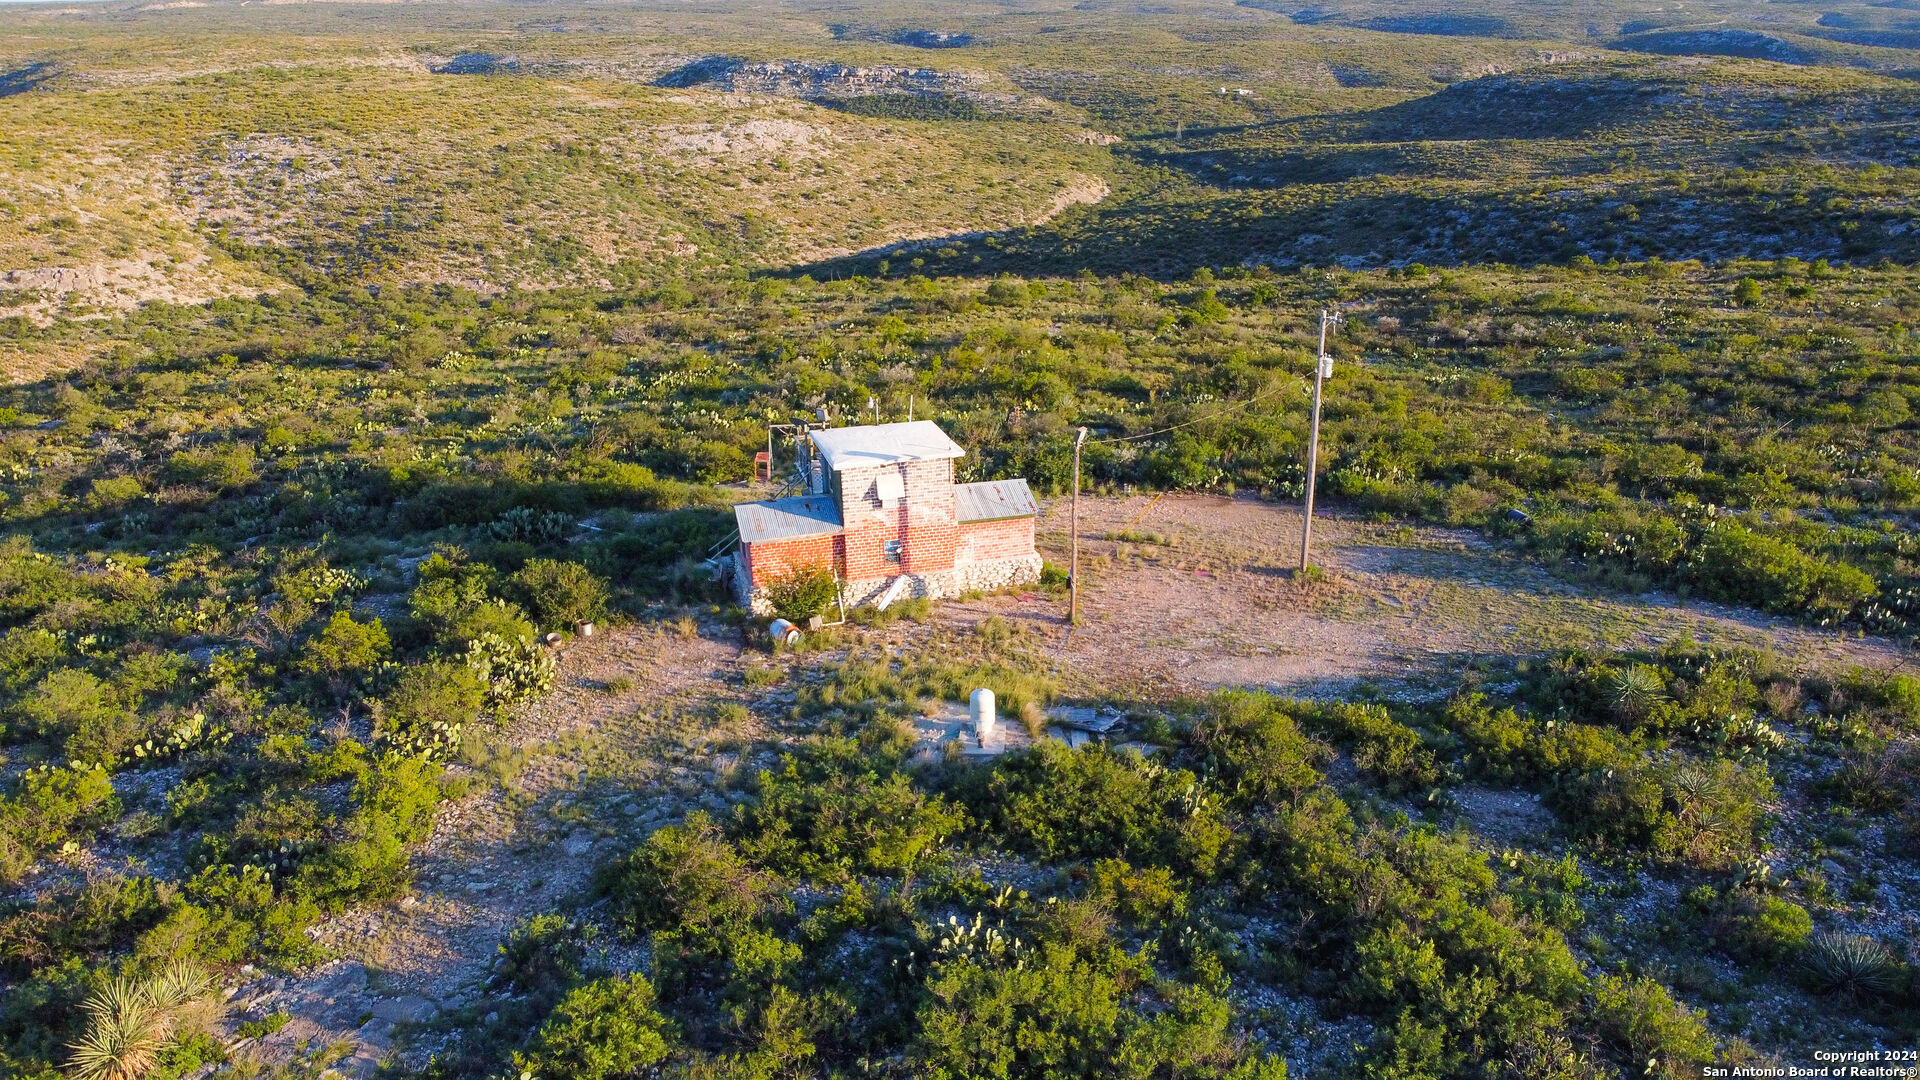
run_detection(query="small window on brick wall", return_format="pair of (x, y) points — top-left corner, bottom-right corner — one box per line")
(883, 539), (904, 564)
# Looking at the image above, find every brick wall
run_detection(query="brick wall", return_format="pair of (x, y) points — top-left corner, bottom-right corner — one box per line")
(837, 458), (958, 580)
(740, 459), (1038, 595)
(956, 516), (1036, 566)
(744, 533), (839, 588)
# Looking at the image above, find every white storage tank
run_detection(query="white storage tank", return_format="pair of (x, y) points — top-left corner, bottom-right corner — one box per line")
(970, 687), (996, 740)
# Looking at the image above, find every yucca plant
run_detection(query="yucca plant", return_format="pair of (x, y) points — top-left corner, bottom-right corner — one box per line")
(146, 959), (218, 1033)
(67, 961), (218, 1080)
(1802, 932), (1902, 999)
(1605, 665), (1669, 725)
(67, 980), (166, 1080)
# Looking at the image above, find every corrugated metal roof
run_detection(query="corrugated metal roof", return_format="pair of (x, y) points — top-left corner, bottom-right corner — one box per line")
(810, 421), (966, 472)
(955, 479), (1039, 523)
(734, 496), (842, 545)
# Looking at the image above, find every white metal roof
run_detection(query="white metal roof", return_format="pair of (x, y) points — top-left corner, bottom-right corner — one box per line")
(734, 496), (842, 544)
(809, 421), (965, 472)
(955, 479), (1039, 522)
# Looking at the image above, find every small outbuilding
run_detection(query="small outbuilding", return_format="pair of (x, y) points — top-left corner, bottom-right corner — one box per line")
(729, 420), (1041, 614)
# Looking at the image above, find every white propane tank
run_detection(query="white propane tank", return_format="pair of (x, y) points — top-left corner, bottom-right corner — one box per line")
(769, 619), (801, 647)
(970, 687), (996, 740)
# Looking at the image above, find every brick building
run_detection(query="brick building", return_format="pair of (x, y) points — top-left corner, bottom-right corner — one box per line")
(729, 421), (1041, 614)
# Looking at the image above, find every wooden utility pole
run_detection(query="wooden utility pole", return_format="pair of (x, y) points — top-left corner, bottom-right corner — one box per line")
(1071, 426), (1088, 626)
(1299, 308), (1338, 572)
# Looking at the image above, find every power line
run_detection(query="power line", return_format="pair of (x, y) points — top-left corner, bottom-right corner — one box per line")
(1092, 379), (1301, 444)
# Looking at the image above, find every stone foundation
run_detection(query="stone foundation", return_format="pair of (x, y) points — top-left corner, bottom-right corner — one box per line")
(733, 552), (1042, 616)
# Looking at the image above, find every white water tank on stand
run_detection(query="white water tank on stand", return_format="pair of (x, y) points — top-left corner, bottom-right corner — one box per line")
(970, 687), (996, 741)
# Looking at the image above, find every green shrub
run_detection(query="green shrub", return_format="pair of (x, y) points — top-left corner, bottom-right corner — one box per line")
(591, 510), (730, 602)
(1589, 974), (1714, 1079)
(490, 913), (591, 1002)
(175, 864), (324, 967)
(514, 973), (674, 1080)
(510, 559), (610, 629)
(915, 942), (1284, 1080)
(1724, 892), (1812, 960)
(1144, 433), (1219, 489)
(732, 740), (968, 880)
(0, 766), (118, 886)
(1446, 695), (1536, 783)
(1535, 512), (1886, 629)
(452, 602), (539, 653)
(376, 660), (485, 759)
(602, 813), (785, 944)
(1086, 858), (1187, 925)
(1504, 852), (1588, 933)
(86, 475), (144, 510)
(1876, 673), (1920, 728)
(295, 611), (391, 702)
(1693, 525), (1877, 624)
(1533, 720), (1634, 777)
(13, 668), (116, 744)
(1241, 802), (1588, 1071)
(409, 554), (513, 646)
(763, 564), (838, 622)
(296, 755), (446, 908)
(1552, 753), (1772, 868)
(1294, 702), (1444, 796)
(977, 741), (1230, 874)
(1185, 691), (1326, 807)
(166, 445), (257, 490)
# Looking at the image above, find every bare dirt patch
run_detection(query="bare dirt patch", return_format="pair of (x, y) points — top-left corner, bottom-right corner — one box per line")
(827, 168), (1111, 263)
(933, 494), (1914, 700)
(0, 250), (265, 327)
(1044, 172), (1110, 217)
(657, 117), (834, 160)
